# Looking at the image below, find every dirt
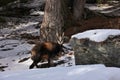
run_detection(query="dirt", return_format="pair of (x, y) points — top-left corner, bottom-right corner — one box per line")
(65, 16), (120, 38)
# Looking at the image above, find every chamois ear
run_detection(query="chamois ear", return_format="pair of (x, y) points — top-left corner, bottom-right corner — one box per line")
(56, 32), (64, 44)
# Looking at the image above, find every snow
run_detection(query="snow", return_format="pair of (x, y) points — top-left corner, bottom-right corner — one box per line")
(27, 0), (45, 8)
(85, 3), (120, 16)
(0, 28), (120, 80)
(30, 11), (44, 16)
(0, 39), (75, 72)
(0, 64), (120, 80)
(72, 29), (120, 42)
(101, 6), (120, 13)
(0, 39), (32, 58)
(0, 22), (40, 39)
(0, 39), (34, 71)
(0, 40), (75, 71)
(85, 4), (113, 11)
(0, 0), (120, 79)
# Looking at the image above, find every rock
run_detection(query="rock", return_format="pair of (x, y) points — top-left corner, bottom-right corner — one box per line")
(70, 35), (120, 67)
(85, 1), (120, 17)
(0, 0), (45, 16)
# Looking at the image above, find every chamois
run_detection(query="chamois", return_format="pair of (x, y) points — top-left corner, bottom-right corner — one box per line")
(29, 42), (65, 69)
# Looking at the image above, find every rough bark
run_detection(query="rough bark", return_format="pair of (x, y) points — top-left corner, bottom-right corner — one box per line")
(40, 0), (69, 43)
(73, 0), (86, 21)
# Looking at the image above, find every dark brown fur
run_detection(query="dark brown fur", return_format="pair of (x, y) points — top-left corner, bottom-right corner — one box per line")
(29, 42), (64, 69)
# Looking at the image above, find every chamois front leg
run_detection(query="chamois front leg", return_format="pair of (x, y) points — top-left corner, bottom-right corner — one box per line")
(48, 57), (54, 67)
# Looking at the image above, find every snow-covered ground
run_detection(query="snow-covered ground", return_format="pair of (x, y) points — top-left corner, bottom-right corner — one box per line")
(0, 39), (33, 71)
(0, 38), (75, 72)
(0, 0), (120, 79)
(0, 25), (120, 80)
(0, 64), (120, 80)
(0, 22), (40, 37)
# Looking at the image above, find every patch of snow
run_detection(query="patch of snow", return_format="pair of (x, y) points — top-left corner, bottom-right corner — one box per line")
(0, 22), (40, 37)
(30, 11), (44, 16)
(0, 39), (33, 58)
(72, 29), (120, 42)
(15, 22), (39, 30)
(59, 51), (75, 67)
(0, 54), (32, 71)
(25, 29), (40, 36)
(85, 4), (113, 11)
(24, 0), (45, 8)
(101, 7), (120, 13)
(14, 22), (40, 36)
(0, 28), (13, 34)
(0, 39), (34, 72)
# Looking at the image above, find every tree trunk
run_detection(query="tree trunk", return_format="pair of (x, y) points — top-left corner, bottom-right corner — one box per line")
(40, 0), (86, 42)
(40, 0), (69, 43)
(73, 0), (86, 21)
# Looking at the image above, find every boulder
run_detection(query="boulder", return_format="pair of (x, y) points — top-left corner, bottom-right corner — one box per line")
(70, 29), (120, 67)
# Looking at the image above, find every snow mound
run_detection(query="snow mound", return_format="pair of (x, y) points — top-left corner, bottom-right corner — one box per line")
(0, 64), (120, 80)
(72, 29), (120, 42)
